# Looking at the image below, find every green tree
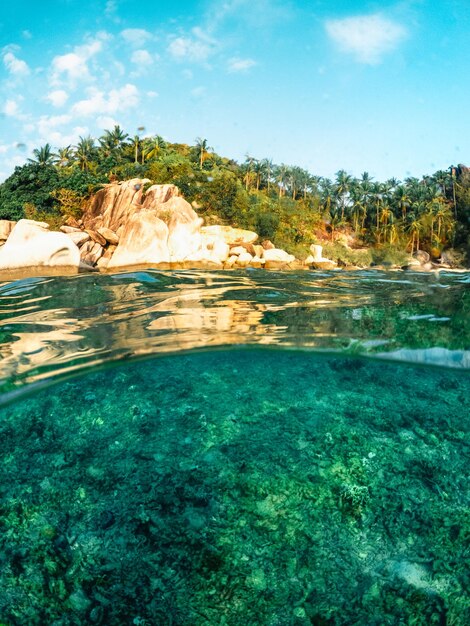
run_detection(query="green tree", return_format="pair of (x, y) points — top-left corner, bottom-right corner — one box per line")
(28, 143), (56, 166)
(0, 163), (60, 220)
(195, 137), (212, 170)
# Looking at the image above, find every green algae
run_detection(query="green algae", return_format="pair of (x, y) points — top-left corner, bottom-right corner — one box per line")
(0, 350), (469, 625)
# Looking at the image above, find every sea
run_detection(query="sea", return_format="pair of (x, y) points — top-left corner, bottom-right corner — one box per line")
(0, 268), (468, 625)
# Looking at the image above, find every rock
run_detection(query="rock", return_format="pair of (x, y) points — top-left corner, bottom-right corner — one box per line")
(155, 196), (203, 262)
(64, 216), (82, 229)
(66, 231), (90, 247)
(0, 220), (16, 241)
(309, 260), (338, 270)
(253, 244), (265, 258)
(85, 229), (107, 246)
(263, 248), (296, 263)
(306, 243), (337, 269)
(60, 225), (82, 234)
(230, 246), (246, 256)
(261, 240), (275, 250)
(309, 244), (324, 261)
(97, 227), (119, 245)
(225, 255), (238, 268)
(107, 210), (170, 269)
(84, 178), (150, 232)
(249, 255), (265, 268)
(80, 241), (104, 266)
(404, 258), (422, 269)
(141, 183), (179, 208)
(200, 225), (258, 245)
(239, 242), (257, 256)
(210, 240), (230, 263)
(236, 251), (253, 267)
(0, 219), (80, 270)
(96, 245), (117, 270)
(414, 249), (430, 264)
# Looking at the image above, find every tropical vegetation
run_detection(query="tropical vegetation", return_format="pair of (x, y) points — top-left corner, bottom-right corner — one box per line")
(0, 126), (469, 264)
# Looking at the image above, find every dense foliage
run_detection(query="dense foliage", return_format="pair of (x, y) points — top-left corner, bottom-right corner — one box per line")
(0, 127), (469, 261)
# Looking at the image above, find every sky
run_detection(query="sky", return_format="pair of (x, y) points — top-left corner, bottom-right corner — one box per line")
(0, 0), (469, 183)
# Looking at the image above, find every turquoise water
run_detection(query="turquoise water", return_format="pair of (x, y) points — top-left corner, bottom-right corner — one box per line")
(0, 270), (469, 625)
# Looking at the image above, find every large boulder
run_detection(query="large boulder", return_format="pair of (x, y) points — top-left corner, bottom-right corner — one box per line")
(107, 210), (170, 269)
(263, 248), (295, 263)
(84, 178), (150, 233)
(306, 244), (337, 269)
(154, 196), (204, 262)
(0, 219), (80, 270)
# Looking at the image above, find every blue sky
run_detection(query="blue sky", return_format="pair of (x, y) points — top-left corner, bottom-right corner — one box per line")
(1, 0), (469, 182)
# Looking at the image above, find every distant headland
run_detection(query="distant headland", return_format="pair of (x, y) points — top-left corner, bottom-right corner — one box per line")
(0, 126), (468, 274)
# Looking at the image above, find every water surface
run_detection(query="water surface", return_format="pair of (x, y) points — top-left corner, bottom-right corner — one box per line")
(0, 270), (468, 625)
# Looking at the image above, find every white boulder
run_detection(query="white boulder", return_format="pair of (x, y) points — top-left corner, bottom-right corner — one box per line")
(0, 219), (80, 270)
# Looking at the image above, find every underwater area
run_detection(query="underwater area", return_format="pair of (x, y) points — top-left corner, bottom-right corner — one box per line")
(0, 269), (469, 625)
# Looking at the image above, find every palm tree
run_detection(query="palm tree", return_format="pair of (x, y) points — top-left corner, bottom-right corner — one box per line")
(275, 163), (290, 198)
(75, 136), (96, 172)
(334, 170), (353, 220)
(195, 137), (212, 170)
(144, 135), (167, 162)
(242, 155), (256, 191)
(261, 158), (274, 192)
(406, 212), (422, 254)
(109, 125), (128, 148)
(129, 135), (141, 164)
(57, 145), (74, 168)
(319, 178), (334, 215)
(28, 143), (56, 166)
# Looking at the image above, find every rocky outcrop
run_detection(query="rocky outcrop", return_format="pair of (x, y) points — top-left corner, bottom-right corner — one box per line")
(0, 219), (80, 271)
(304, 244), (337, 270)
(84, 178), (151, 233)
(0, 180), (304, 274)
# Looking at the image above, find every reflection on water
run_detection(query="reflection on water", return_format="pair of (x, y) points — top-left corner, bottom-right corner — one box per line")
(0, 269), (469, 399)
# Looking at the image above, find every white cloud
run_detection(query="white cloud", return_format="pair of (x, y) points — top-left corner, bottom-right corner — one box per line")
(131, 49), (154, 66)
(325, 13), (407, 64)
(97, 115), (120, 130)
(3, 51), (30, 76)
(71, 83), (139, 117)
(3, 99), (21, 118)
(50, 37), (105, 86)
(147, 90), (159, 98)
(45, 89), (69, 107)
(37, 114), (72, 138)
(168, 29), (217, 63)
(121, 28), (152, 45)
(227, 57), (257, 73)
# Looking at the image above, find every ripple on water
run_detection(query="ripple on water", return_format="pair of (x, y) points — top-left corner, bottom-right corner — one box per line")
(0, 268), (469, 400)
